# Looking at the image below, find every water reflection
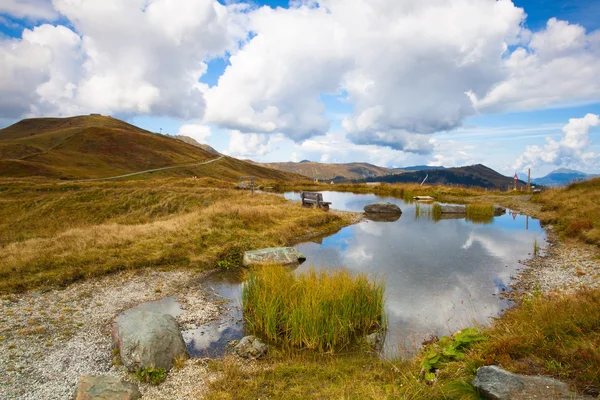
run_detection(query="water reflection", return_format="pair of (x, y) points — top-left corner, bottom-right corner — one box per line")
(285, 191), (545, 355)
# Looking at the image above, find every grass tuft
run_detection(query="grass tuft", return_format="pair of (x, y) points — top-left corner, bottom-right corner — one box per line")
(242, 265), (385, 352)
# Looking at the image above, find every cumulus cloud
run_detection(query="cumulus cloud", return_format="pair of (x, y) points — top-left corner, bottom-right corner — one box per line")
(225, 131), (284, 158)
(206, 0), (527, 152)
(0, 0), (245, 119)
(0, 0), (58, 21)
(175, 124), (212, 143)
(513, 113), (600, 170)
(470, 18), (600, 112)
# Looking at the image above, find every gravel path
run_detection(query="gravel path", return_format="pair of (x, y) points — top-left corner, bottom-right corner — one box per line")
(0, 270), (222, 399)
(514, 227), (600, 294)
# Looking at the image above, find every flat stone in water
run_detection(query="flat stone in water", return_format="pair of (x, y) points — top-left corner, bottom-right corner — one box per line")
(243, 247), (306, 267)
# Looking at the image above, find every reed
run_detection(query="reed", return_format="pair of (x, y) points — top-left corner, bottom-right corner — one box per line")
(465, 203), (495, 224)
(242, 265), (385, 352)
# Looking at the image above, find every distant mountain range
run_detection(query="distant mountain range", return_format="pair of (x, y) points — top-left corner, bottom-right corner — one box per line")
(529, 168), (599, 187)
(249, 161), (403, 180)
(393, 165), (445, 171)
(0, 115), (306, 181)
(363, 164), (524, 190)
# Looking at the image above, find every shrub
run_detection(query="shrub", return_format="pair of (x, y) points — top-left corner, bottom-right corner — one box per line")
(564, 218), (594, 238)
(135, 366), (166, 385)
(242, 265), (385, 352)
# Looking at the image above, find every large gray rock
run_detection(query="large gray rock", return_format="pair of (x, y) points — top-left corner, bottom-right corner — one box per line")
(473, 365), (594, 400)
(112, 310), (188, 372)
(242, 247), (306, 267)
(74, 375), (141, 400)
(364, 202), (402, 214)
(439, 204), (467, 214)
(234, 335), (268, 359)
(493, 205), (506, 215)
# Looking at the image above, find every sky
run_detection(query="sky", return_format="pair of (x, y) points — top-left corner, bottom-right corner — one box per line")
(1, 0), (599, 178)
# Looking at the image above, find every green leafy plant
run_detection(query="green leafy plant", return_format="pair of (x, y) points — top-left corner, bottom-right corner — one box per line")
(135, 366), (167, 385)
(420, 328), (485, 382)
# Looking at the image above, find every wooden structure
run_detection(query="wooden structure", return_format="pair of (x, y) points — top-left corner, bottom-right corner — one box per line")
(238, 176), (256, 196)
(301, 192), (331, 208)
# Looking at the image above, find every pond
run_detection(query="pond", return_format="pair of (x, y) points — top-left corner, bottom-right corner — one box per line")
(136, 191), (546, 357)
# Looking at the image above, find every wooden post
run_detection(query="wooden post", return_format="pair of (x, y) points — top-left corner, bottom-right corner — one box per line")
(527, 168), (531, 192)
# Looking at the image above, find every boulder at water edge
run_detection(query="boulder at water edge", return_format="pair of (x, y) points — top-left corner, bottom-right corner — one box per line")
(472, 365), (594, 400)
(234, 335), (268, 359)
(493, 205), (506, 215)
(112, 310), (188, 372)
(242, 247), (306, 267)
(74, 375), (141, 400)
(364, 202), (402, 214)
(439, 204), (467, 214)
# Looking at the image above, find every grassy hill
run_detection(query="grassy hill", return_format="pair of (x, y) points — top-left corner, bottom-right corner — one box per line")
(365, 164), (525, 190)
(173, 135), (220, 155)
(0, 115), (305, 182)
(250, 161), (402, 181)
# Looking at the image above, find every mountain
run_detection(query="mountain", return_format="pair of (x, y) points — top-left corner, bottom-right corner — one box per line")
(364, 164), (525, 190)
(0, 115), (306, 182)
(393, 165), (446, 171)
(250, 161), (402, 180)
(172, 135), (220, 155)
(532, 168), (598, 187)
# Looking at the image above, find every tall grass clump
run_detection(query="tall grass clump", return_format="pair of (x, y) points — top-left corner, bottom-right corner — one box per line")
(465, 203), (495, 224)
(242, 265), (385, 352)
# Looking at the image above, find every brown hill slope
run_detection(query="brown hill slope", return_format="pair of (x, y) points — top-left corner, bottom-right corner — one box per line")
(251, 161), (402, 180)
(173, 135), (220, 155)
(0, 115), (305, 181)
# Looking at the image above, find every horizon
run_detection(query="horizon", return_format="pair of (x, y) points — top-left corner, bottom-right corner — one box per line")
(1, 0), (599, 177)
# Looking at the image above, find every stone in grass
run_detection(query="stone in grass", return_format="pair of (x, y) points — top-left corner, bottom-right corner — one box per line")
(364, 202), (402, 214)
(74, 375), (141, 400)
(242, 247), (306, 268)
(112, 310), (188, 372)
(234, 335), (268, 359)
(472, 365), (595, 400)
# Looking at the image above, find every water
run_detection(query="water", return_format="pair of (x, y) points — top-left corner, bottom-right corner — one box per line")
(134, 190), (545, 357)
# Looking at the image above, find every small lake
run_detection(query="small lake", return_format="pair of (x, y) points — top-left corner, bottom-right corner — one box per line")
(138, 191), (546, 357)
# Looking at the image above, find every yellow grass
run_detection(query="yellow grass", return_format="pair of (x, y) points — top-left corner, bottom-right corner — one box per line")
(0, 178), (356, 293)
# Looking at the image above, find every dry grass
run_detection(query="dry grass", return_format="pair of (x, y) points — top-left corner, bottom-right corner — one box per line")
(534, 177), (600, 246)
(242, 265), (385, 351)
(0, 178), (356, 293)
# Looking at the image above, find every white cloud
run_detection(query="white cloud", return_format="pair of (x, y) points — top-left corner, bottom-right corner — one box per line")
(225, 130), (284, 158)
(0, 0), (58, 21)
(0, 0), (245, 118)
(175, 124), (212, 143)
(470, 18), (600, 112)
(514, 113), (600, 170)
(206, 0), (527, 152)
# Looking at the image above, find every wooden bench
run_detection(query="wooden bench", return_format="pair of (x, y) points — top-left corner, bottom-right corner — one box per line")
(301, 192), (331, 209)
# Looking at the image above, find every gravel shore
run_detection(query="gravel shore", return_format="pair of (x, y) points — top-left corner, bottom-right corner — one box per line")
(0, 270), (222, 400)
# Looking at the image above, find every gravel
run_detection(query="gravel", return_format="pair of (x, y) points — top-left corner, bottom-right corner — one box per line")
(0, 270), (222, 400)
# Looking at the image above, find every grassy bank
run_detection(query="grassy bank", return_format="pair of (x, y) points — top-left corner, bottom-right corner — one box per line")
(207, 287), (600, 399)
(0, 178), (357, 293)
(242, 266), (385, 351)
(534, 177), (600, 246)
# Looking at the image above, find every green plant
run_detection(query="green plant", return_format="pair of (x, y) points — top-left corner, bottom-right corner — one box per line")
(420, 328), (485, 382)
(135, 366), (166, 385)
(533, 238), (540, 256)
(242, 265), (386, 351)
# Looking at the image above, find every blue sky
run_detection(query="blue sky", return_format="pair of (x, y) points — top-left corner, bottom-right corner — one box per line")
(1, 0), (599, 177)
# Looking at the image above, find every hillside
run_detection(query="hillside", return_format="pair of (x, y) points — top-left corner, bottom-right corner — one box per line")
(532, 168), (598, 187)
(393, 165), (446, 171)
(173, 135), (220, 155)
(250, 161), (402, 180)
(0, 115), (305, 182)
(365, 164), (524, 190)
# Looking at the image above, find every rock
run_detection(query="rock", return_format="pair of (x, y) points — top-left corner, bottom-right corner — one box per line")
(493, 205), (506, 215)
(112, 310), (188, 372)
(364, 202), (402, 214)
(439, 204), (466, 214)
(242, 247), (306, 267)
(364, 329), (386, 351)
(473, 365), (594, 400)
(364, 213), (401, 222)
(74, 375), (141, 400)
(234, 335), (268, 359)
